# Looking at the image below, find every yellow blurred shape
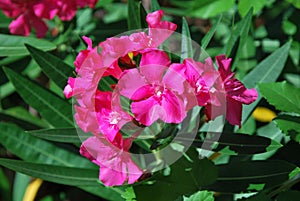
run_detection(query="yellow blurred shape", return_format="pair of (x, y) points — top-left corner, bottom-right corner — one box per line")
(128, 52), (134, 59)
(252, 107), (276, 122)
(23, 178), (43, 201)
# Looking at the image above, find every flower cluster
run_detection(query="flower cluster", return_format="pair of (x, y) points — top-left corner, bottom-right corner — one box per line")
(64, 10), (258, 186)
(0, 0), (98, 37)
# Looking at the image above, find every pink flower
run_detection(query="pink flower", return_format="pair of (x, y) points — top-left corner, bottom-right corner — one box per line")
(118, 49), (195, 126)
(0, 0), (98, 37)
(80, 134), (143, 186)
(205, 55), (258, 126)
(95, 91), (132, 142)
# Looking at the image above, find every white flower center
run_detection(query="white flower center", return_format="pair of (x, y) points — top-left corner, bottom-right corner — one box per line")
(109, 111), (121, 125)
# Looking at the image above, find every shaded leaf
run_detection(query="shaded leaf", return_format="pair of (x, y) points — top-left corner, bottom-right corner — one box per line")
(127, 0), (141, 30)
(276, 190), (300, 201)
(259, 81), (300, 114)
(151, 0), (161, 11)
(3, 67), (73, 127)
(0, 34), (56, 57)
(207, 160), (300, 193)
(134, 149), (218, 201)
(26, 45), (74, 89)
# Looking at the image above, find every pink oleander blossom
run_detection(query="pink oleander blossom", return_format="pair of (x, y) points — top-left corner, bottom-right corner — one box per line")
(205, 55), (258, 126)
(0, 0), (98, 37)
(80, 134), (143, 186)
(95, 90), (132, 142)
(118, 49), (196, 126)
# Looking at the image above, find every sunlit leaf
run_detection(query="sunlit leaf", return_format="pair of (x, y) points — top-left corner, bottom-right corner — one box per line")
(0, 34), (56, 57)
(274, 114), (300, 143)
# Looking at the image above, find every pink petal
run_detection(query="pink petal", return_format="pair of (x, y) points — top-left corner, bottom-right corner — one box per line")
(118, 69), (148, 100)
(216, 54), (233, 79)
(226, 98), (243, 127)
(9, 15), (30, 36)
(160, 90), (187, 124)
(131, 97), (161, 126)
(30, 14), (48, 38)
(163, 67), (186, 94)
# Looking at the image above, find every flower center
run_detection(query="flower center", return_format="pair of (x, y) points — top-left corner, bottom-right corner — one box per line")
(109, 111), (121, 125)
(154, 86), (164, 98)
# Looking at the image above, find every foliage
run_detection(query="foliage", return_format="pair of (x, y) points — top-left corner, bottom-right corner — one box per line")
(0, 0), (300, 201)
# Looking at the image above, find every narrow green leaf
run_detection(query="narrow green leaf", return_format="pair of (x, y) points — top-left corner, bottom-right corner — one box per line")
(225, 8), (253, 59)
(0, 123), (93, 168)
(207, 160), (300, 193)
(139, 2), (148, 29)
(0, 168), (10, 201)
(151, 0), (161, 11)
(201, 15), (222, 50)
(0, 159), (99, 186)
(259, 82), (300, 114)
(241, 41), (291, 124)
(28, 128), (84, 143)
(3, 67), (74, 127)
(127, 0), (141, 30)
(0, 34), (56, 57)
(134, 149), (218, 201)
(12, 173), (30, 201)
(274, 114), (300, 143)
(181, 17), (193, 62)
(0, 113), (43, 130)
(26, 44), (74, 89)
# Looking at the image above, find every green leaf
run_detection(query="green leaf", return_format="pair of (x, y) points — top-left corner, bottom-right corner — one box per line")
(181, 17), (193, 62)
(225, 8), (253, 62)
(189, 0), (235, 19)
(201, 15), (222, 50)
(3, 67), (73, 127)
(282, 20), (297, 36)
(183, 190), (214, 201)
(121, 187), (136, 201)
(274, 114), (300, 143)
(238, 0), (267, 17)
(12, 173), (30, 201)
(207, 160), (300, 193)
(25, 44), (74, 89)
(134, 149), (217, 201)
(0, 168), (10, 201)
(0, 158), (99, 186)
(239, 192), (271, 201)
(259, 82), (300, 114)
(192, 132), (282, 155)
(286, 0), (300, 8)
(28, 128), (83, 143)
(0, 123), (92, 168)
(241, 41), (291, 124)
(151, 0), (161, 11)
(127, 0), (141, 30)
(0, 34), (56, 57)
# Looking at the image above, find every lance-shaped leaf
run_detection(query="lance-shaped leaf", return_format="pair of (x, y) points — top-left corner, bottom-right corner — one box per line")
(0, 34), (56, 57)
(274, 114), (300, 143)
(134, 149), (218, 201)
(258, 81), (300, 114)
(193, 132), (282, 155)
(241, 41), (291, 124)
(0, 159), (98, 186)
(206, 160), (300, 193)
(181, 17), (193, 62)
(3, 67), (73, 127)
(127, 0), (141, 30)
(183, 190), (214, 201)
(28, 128), (86, 143)
(25, 44), (74, 89)
(0, 123), (93, 168)
(201, 15), (222, 50)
